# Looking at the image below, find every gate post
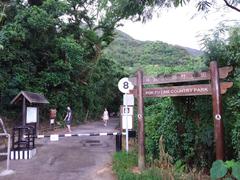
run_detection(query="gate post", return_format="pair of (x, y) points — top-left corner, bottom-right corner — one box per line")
(137, 70), (145, 170)
(210, 61), (224, 160)
(115, 133), (122, 152)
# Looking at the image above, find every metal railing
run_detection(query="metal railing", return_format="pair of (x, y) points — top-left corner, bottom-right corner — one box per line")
(0, 118), (11, 171)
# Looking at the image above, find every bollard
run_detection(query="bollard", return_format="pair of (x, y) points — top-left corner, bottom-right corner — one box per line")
(115, 133), (122, 152)
(128, 130), (136, 138)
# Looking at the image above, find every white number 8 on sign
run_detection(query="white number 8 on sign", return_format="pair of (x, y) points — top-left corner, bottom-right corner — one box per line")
(118, 77), (134, 93)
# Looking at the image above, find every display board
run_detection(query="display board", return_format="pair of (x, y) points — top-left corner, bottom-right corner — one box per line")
(26, 107), (38, 124)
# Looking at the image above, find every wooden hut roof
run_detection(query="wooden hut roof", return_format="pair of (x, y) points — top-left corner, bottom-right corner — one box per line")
(10, 91), (49, 104)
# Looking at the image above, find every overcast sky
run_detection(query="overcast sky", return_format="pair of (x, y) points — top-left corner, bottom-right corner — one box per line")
(117, 2), (239, 50)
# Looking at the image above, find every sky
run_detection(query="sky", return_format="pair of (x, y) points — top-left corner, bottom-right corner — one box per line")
(117, 2), (239, 50)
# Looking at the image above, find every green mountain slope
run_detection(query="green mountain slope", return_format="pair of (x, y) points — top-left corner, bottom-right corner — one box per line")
(104, 31), (203, 74)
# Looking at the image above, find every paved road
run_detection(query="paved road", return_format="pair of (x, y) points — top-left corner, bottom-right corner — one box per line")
(0, 118), (120, 180)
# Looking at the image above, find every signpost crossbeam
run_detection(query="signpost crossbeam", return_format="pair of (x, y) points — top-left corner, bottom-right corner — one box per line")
(129, 66), (233, 85)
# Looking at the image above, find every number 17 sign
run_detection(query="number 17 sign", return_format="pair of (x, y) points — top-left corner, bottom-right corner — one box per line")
(120, 105), (134, 130)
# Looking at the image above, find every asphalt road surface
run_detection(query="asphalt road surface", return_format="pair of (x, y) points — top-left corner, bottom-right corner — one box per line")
(0, 118), (119, 180)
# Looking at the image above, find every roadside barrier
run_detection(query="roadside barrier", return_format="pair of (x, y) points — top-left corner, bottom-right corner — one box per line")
(35, 132), (124, 152)
(33, 130), (136, 152)
(36, 132), (120, 139)
(34, 130), (136, 139)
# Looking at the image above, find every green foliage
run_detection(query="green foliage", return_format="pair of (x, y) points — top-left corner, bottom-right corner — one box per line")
(104, 30), (203, 75)
(142, 25), (240, 171)
(174, 160), (187, 173)
(113, 151), (138, 171)
(112, 151), (138, 180)
(113, 151), (204, 180)
(204, 25), (240, 160)
(210, 160), (240, 180)
(210, 160), (228, 179)
(113, 151), (166, 180)
(225, 160), (236, 169)
(232, 162), (240, 180)
(82, 57), (126, 117)
(0, 0), (126, 122)
(100, 1), (240, 24)
(145, 98), (180, 161)
(144, 91), (214, 169)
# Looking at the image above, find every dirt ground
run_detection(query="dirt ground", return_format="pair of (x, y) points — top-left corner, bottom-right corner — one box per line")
(0, 118), (119, 180)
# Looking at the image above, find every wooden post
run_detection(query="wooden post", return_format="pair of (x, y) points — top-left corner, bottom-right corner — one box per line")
(137, 70), (145, 170)
(36, 107), (39, 135)
(210, 61), (224, 160)
(22, 97), (26, 126)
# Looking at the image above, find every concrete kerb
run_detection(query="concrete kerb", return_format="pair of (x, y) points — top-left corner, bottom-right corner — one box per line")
(0, 169), (15, 176)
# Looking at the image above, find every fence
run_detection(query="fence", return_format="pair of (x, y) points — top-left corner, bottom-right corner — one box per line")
(0, 118), (14, 176)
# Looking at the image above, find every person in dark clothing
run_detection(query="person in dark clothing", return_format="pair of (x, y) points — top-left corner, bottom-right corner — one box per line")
(64, 106), (72, 132)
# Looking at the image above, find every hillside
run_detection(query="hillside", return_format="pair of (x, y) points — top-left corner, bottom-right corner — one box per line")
(104, 31), (203, 74)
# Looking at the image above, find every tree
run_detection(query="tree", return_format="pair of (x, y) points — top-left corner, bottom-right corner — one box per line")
(99, 0), (239, 22)
(203, 25), (240, 159)
(0, 0), (126, 121)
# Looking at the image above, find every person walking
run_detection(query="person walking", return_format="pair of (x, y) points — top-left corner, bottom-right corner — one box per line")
(64, 106), (72, 133)
(102, 108), (109, 127)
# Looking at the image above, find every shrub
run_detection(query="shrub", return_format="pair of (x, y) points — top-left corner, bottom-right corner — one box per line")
(210, 160), (240, 180)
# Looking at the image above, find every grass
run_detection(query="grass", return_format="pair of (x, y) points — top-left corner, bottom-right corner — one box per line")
(112, 151), (210, 180)
(112, 151), (165, 180)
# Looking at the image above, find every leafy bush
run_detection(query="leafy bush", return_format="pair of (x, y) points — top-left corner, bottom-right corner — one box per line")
(144, 96), (214, 169)
(204, 26), (240, 160)
(210, 160), (240, 180)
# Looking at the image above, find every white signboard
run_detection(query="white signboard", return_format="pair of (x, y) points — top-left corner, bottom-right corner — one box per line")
(118, 77), (134, 94)
(122, 116), (133, 130)
(50, 119), (55, 124)
(122, 106), (133, 116)
(123, 94), (134, 106)
(50, 134), (59, 141)
(26, 107), (37, 123)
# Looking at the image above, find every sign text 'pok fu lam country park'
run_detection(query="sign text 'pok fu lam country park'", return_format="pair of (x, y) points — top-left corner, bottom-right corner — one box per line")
(129, 61), (233, 171)
(131, 82), (233, 98)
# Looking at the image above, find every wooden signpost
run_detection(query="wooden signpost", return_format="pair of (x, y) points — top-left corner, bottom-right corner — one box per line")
(129, 66), (232, 85)
(137, 70), (145, 170)
(210, 61), (225, 160)
(129, 61), (233, 170)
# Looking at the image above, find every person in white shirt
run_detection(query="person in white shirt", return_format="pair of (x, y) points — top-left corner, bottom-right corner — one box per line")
(102, 108), (109, 127)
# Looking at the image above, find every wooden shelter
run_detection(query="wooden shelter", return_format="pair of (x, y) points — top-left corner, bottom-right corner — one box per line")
(11, 91), (49, 133)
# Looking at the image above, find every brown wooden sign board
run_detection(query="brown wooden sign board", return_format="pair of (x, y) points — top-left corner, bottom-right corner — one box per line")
(129, 66), (232, 85)
(130, 82), (233, 98)
(133, 62), (233, 170)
